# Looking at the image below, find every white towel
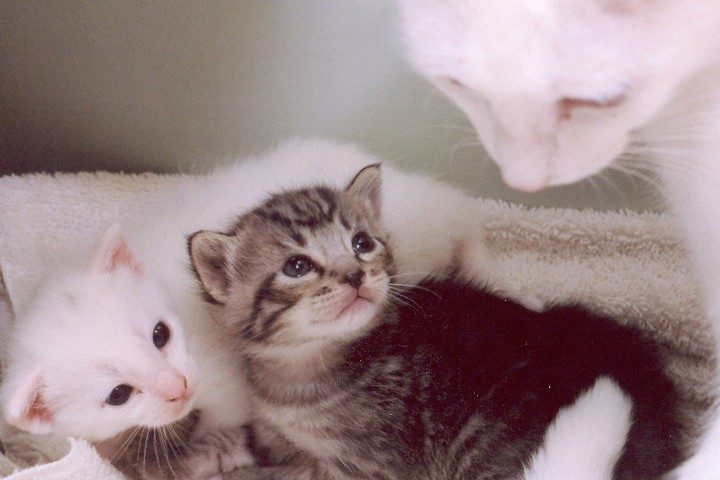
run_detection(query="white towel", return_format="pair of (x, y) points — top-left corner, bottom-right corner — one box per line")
(0, 157), (713, 478)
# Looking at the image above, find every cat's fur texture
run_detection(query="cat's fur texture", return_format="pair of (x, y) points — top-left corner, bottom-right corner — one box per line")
(0, 138), (532, 478)
(399, 3), (720, 477)
(189, 165), (684, 480)
(0, 225), (252, 479)
(398, 0), (720, 191)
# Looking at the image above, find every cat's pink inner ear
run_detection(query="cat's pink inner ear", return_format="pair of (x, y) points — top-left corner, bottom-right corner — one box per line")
(93, 225), (146, 277)
(5, 368), (54, 435)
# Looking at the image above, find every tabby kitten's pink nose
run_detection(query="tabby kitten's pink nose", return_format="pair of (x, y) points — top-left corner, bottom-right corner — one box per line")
(156, 369), (188, 402)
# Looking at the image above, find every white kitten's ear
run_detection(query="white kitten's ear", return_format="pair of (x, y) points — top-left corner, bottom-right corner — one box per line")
(188, 230), (234, 305)
(346, 164), (382, 222)
(92, 223), (145, 277)
(2, 367), (54, 435)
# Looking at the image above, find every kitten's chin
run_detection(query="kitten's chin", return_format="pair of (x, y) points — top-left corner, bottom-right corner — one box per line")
(146, 395), (196, 428)
(333, 297), (379, 336)
(339, 297), (372, 318)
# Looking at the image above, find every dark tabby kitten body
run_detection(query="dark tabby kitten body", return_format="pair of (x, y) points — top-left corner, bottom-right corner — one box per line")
(188, 165), (683, 480)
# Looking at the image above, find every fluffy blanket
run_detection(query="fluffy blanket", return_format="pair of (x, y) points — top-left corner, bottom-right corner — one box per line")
(0, 168), (714, 479)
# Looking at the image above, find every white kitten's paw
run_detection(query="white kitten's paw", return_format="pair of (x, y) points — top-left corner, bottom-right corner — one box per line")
(181, 426), (254, 479)
(452, 237), (497, 283)
(674, 412), (720, 480)
(453, 237), (546, 312)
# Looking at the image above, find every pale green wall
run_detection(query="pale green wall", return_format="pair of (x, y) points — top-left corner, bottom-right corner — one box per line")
(0, 1), (659, 211)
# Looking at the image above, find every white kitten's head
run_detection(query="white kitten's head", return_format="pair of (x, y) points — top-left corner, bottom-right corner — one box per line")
(1, 225), (198, 441)
(399, 0), (720, 190)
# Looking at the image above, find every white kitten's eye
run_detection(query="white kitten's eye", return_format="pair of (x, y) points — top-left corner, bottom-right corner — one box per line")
(106, 384), (133, 406)
(153, 321), (171, 349)
(557, 95), (626, 120)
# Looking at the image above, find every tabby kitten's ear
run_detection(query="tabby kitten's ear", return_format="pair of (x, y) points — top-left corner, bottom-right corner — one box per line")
(346, 163), (382, 222)
(188, 230), (234, 304)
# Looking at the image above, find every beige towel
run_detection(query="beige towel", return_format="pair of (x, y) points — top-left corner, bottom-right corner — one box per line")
(0, 163), (713, 478)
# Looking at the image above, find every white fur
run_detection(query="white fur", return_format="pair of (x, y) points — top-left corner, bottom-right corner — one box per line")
(522, 377), (632, 480)
(0, 228), (249, 442)
(399, 0), (720, 191)
(2, 139), (489, 453)
(400, 3), (720, 477)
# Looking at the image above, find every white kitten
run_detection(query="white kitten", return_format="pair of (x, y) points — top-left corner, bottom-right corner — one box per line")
(399, 1), (720, 478)
(0, 225), (251, 478)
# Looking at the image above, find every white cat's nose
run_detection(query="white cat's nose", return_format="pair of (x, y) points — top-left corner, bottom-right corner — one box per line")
(156, 369), (188, 402)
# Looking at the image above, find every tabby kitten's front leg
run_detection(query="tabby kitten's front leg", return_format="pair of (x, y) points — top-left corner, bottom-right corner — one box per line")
(220, 464), (327, 480)
(180, 425), (255, 480)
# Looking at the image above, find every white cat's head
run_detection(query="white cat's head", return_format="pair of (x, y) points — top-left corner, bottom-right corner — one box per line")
(1, 225), (198, 441)
(399, 0), (720, 190)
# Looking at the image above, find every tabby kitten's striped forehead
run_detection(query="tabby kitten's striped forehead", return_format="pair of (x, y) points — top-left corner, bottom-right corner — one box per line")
(189, 165), (394, 349)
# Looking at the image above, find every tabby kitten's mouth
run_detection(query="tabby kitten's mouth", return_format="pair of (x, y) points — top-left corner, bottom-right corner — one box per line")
(339, 296), (373, 317)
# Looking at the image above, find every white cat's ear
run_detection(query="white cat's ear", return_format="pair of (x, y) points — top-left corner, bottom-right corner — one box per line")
(188, 230), (234, 304)
(597, 0), (647, 13)
(346, 164), (382, 222)
(92, 223), (145, 277)
(2, 367), (54, 435)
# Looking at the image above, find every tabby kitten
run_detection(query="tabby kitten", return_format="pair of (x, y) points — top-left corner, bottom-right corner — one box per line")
(188, 165), (683, 480)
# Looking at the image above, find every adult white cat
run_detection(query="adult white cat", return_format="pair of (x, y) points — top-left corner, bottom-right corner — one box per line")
(399, 1), (720, 478)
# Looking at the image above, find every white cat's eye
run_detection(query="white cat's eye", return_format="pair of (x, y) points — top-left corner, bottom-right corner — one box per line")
(557, 94), (626, 120)
(441, 76), (466, 90)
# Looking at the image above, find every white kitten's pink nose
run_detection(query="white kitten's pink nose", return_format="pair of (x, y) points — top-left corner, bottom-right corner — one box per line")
(155, 369), (188, 402)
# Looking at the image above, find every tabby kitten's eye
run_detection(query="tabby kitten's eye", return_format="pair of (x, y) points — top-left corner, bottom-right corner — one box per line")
(352, 232), (375, 254)
(283, 255), (314, 278)
(153, 321), (171, 349)
(106, 384), (134, 406)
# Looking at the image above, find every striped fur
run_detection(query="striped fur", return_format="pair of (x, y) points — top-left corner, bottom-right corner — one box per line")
(189, 166), (684, 480)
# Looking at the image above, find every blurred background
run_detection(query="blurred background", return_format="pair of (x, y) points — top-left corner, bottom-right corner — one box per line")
(0, 1), (659, 210)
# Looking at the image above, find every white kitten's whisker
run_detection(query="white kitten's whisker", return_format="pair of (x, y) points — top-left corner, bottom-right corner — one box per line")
(151, 429), (163, 477)
(165, 424), (190, 473)
(141, 427), (151, 476)
(158, 427), (176, 479)
(111, 426), (141, 463)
